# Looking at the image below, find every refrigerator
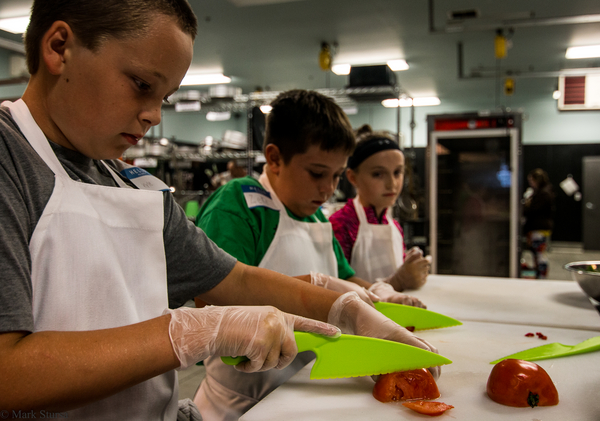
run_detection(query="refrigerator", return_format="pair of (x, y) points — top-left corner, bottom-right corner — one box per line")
(427, 112), (523, 278)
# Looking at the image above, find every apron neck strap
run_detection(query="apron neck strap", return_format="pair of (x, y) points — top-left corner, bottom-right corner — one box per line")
(353, 196), (393, 224)
(3, 99), (70, 178)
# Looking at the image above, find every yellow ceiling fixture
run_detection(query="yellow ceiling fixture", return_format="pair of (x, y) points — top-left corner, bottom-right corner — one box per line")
(319, 42), (340, 72)
(494, 28), (514, 59)
(494, 29), (507, 59)
(319, 42), (333, 71)
(504, 78), (515, 96)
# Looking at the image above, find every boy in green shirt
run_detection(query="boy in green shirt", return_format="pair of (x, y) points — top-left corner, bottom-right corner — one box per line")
(194, 90), (431, 421)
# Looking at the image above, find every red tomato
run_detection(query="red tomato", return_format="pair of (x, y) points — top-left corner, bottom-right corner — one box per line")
(372, 369), (440, 403)
(486, 359), (559, 407)
(402, 401), (454, 416)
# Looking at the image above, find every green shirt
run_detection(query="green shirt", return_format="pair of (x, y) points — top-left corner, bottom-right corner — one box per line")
(197, 176), (355, 279)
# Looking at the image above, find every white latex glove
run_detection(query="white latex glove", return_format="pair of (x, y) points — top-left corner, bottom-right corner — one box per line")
(384, 247), (431, 291)
(327, 292), (441, 379)
(368, 281), (427, 309)
(165, 306), (340, 371)
(310, 271), (379, 307)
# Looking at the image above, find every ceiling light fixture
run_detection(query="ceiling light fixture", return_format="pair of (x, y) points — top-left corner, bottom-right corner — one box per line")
(387, 60), (409, 71)
(566, 45), (600, 59)
(342, 106), (358, 115)
(260, 105), (272, 114)
(332, 64), (351, 75)
(180, 73), (231, 86)
(0, 16), (30, 34)
(381, 97), (441, 108)
(332, 60), (409, 75)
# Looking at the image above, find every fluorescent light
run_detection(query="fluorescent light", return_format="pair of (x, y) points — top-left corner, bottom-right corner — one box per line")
(181, 73), (231, 86)
(342, 106), (358, 115)
(566, 45), (600, 59)
(553, 90), (561, 100)
(260, 105), (272, 114)
(332, 64), (351, 75)
(0, 16), (30, 34)
(332, 61), (409, 75)
(206, 111), (231, 121)
(387, 60), (409, 71)
(413, 97), (441, 106)
(382, 97), (441, 108)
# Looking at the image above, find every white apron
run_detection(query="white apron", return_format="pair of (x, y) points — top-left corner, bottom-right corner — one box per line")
(4, 99), (177, 420)
(194, 172), (338, 421)
(350, 197), (404, 282)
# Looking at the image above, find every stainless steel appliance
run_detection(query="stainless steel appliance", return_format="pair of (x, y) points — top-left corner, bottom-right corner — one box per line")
(427, 112), (523, 278)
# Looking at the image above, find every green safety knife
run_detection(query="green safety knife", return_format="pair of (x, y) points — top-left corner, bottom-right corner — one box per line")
(490, 335), (600, 364)
(374, 302), (462, 331)
(222, 331), (452, 379)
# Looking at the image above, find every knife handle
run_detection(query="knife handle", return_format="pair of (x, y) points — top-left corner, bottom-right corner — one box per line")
(221, 332), (333, 365)
(221, 355), (246, 365)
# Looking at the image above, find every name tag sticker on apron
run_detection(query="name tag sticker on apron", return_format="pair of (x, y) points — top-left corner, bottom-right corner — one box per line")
(120, 167), (170, 191)
(242, 185), (278, 211)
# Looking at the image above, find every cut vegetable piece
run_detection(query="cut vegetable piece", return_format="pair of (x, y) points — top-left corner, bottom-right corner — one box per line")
(402, 401), (454, 416)
(486, 359), (559, 407)
(372, 369), (440, 403)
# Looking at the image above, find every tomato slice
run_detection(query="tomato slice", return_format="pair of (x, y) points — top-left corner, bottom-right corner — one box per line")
(402, 401), (454, 416)
(372, 369), (440, 403)
(486, 359), (559, 407)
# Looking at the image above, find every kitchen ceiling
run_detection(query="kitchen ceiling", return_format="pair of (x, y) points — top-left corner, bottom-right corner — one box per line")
(1, 0), (600, 108)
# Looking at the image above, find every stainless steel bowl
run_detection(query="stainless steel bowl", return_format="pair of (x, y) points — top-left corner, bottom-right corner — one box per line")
(564, 261), (600, 303)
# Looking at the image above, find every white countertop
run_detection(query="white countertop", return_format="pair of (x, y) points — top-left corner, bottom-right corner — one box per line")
(412, 275), (600, 331)
(241, 276), (600, 421)
(242, 321), (600, 421)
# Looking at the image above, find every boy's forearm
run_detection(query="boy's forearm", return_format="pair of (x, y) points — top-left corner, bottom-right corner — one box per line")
(200, 262), (341, 322)
(0, 315), (179, 412)
(345, 275), (373, 289)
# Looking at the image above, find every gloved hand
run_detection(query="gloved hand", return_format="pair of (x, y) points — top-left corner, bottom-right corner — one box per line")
(368, 281), (426, 309)
(383, 247), (431, 291)
(310, 271), (379, 307)
(165, 306), (340, 371)
(327, 291), (441, 379)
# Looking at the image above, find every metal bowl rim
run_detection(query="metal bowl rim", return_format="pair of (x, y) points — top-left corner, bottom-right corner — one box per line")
(564, 261), (600, 276)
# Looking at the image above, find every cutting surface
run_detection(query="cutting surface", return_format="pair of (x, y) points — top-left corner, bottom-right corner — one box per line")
(241, 321), (600, 421)
(411, 275), (600, 331)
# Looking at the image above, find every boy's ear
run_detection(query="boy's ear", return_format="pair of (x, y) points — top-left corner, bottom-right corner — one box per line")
(346, 167), (358, 186)
(40, 21), (75, 76)
(264, 144), (283, 174)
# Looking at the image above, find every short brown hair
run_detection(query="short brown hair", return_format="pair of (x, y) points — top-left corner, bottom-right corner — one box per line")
(264, 90), (355, 163)
(24, 0), (197, 74)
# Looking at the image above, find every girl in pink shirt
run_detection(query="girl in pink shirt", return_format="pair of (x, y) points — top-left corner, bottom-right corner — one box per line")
(330, 127), (430, 291)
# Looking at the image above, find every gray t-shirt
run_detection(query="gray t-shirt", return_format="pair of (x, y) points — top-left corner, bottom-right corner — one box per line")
(0, 106), (236, 333)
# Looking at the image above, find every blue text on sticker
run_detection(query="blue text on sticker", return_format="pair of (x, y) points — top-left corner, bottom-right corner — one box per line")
(242, 185), (279, 211)
(120, 167), (171, 192)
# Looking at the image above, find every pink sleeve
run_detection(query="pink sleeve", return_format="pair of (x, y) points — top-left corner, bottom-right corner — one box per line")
(329, 201), (359, 263)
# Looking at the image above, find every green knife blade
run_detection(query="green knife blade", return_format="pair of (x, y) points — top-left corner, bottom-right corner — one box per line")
(490, 335), (600, 364)
(374, 301), (462, 330)
(222, 331), (452, 379)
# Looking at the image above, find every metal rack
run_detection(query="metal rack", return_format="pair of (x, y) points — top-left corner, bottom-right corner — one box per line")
(125, 86), (409, 211)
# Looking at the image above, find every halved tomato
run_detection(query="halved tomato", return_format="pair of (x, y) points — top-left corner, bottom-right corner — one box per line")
(486, 359), (559, 407)
(402, 401), (454, 416)
(372, 368), (440, 403)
